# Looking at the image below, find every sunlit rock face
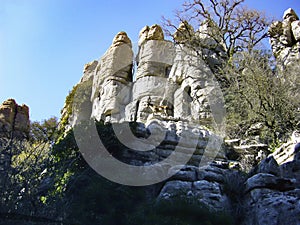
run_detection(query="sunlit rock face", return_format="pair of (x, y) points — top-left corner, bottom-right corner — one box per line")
(0, 99), (30, 138)
(90, 31), (133, 123)
(87, 24), (223, 126)
(269, 8), (300, 67)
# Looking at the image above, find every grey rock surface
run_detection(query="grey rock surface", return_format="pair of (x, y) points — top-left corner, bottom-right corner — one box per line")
(269, 8), (300, 68)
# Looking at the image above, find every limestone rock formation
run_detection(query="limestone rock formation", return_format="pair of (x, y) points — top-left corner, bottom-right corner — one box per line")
(269, 8), (300, 67)
(60, 12), (300, 224)
(48, 21), (228, 133)
(0, 99), (30, 138)
(88, 23), (224, 125)
(91, 31), (133, 123)
(129, 25), (175, 123)
(196, 20), (227, 72)
(81, 60), (98, 82)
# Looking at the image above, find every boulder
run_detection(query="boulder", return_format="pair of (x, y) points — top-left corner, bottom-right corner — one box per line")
(256, 156), (280, 176)
(242, 188), (300, 225)
(283, 8), (299, 21)
(147, 24), (164, 41)
(245, 173), (295, 193)
(158, 178), (230, 211)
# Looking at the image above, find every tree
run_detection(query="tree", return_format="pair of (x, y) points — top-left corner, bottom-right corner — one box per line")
(30, 117), (59, 144)
(163, 0), (271, 57)
(0, 117), (60, 223)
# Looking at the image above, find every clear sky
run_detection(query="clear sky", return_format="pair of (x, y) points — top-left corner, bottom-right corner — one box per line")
(0, 0), (299, 122)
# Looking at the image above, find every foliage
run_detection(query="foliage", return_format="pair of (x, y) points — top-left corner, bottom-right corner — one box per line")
(0, 116), (64, 223)
(224, 52), (300, 143)
(59, 79), (93, 133)
(30, 117), (59, 144)
(0, 138), (54, 218)
(59, 84), (78, 131)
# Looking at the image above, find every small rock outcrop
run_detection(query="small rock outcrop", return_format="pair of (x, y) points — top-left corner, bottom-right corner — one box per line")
(0, 99), (30, 138)
(271, 130), (300, 165)
(269, 8), (300, 67)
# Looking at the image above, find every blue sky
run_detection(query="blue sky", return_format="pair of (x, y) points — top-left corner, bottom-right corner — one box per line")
(0, 0), (299, 122)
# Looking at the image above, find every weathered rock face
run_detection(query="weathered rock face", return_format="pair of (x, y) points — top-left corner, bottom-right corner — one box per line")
(242, 155), (300, 225)
(269, 8), (300, 67)
(196, 20), (227, 72)
(0, 99), (30, 138)
(61, 12), (300, 224)
(87, 23), (224, 125)
(81, 60), (98, 83)
(91, 31), (133, 123)
(129, 26), (175, 122)
(169, 42), (217, 122)
(158, 164), (235, 212)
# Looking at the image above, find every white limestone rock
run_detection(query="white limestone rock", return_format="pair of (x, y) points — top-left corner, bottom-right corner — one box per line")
(81, 60), (98, 83)
(169, 44), (216, 122)
(91, 32), (133, 122)
(135, 40), (175, 79)
(292, 20), (300, 41)
(271, 131), (300, 165)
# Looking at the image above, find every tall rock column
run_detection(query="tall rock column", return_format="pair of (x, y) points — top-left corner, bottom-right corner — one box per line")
(170, 21), (220, 124)
(91, 32), (134, 123)
(125, 25), (175, 122)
